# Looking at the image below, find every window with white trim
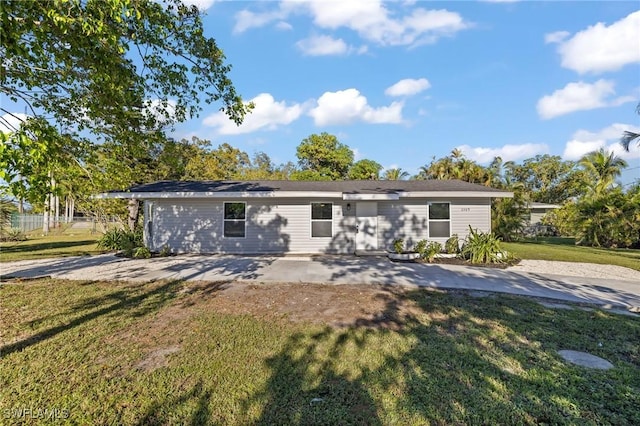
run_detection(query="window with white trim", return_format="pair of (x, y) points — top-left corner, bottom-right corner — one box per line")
(223, 202), (246, 238)
(311, 202), (332, 237)
(428, 202), (450, 238)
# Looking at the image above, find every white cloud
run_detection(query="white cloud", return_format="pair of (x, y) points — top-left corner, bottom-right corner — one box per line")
(203, 93), (303, 135)
(296, 35), (349, 56)
(553, 11), (640, 74)
(385, 78), (431, 97)
(234, 1), (470, 46)
(563, 123), (640, 161)
(0, 113), (29, 133)
(181, 0), (215, 11)
(144, 99), (177, 124)
(544, 30), (570, 44)
(308, 88), (404, 126)
(275, 21), (293, 31)
(457, 143), (549, 163)
(233, 9), (288, 34)
(536, 79), (633, 119)
(352, 148), (362, 161)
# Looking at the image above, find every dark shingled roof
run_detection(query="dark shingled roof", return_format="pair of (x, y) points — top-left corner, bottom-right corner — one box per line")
(120, 179), (508, 194)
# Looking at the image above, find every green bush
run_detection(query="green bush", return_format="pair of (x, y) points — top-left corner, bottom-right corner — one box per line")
(133, 246), (151, 259)
(445, 235), (459, 254)
(97, 228), (124, 250)
(98, 227), (144, 255)
(0, 228), (27, 242)
(414, 240), (442, 263)
(461, 226), (511, 264)
(392, 238), (405, 254)
(158, 245), (172, 257)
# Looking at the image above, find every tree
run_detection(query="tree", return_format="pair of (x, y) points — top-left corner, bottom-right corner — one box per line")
(578, 149), (627, 195)
(1, 0), (251, 229)
(348, 159), (383, 180)
(506, 155), (584, 204)
(240, 152), (294, 180)
(620, 103), (640, 151)
(417, 150), (491, 185)
(184, 142), (250, 180)
(294, 133), (354, 180)
(382, 168), (409, 180)
(1, 0), (250, 134)
(491, 182), (529, 242)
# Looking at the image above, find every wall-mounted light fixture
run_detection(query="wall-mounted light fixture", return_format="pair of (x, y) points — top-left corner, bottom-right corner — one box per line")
(346, 203), (351, 211)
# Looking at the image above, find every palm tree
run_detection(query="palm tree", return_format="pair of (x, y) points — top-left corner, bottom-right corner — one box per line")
(620, 103), (640, 151)
(383, 168), (409, 180)
(579, 148), (628, 194)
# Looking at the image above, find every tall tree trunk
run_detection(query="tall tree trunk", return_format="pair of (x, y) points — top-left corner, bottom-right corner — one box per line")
(70, 197), (75, 222)
(43, 193), (50, 235)
(54, 193), (59, 228)
(18, 198), (24, 214)
(128, 199), (140, 232)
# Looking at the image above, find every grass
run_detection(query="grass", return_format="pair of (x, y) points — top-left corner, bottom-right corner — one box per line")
(0, 226), (103, 262)
(504, 237), (640, 272)
(1, 278), (638, 425)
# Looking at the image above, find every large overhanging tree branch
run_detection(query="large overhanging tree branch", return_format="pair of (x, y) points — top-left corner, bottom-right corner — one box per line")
(1, 0), (252, 230)
(1, 0), (251, 187)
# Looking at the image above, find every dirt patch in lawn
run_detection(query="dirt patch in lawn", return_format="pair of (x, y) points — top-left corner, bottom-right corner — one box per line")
(184, 281), (436, 330)
(107, 281), (475, 372)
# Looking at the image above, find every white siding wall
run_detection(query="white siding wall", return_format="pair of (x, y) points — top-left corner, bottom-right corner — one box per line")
(377, 198), (492, 250)
(145, 197), (492, 254)
(377, 201), (428, 250)
(148, 198), (355, 254)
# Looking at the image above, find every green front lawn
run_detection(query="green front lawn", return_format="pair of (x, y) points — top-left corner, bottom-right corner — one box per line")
(1, 279), (638, 425)
(0, 229), (103, 262)
(504, 237), (640, 271)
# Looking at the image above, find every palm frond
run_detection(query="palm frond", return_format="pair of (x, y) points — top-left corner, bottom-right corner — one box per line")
(620, 130), (640, 152)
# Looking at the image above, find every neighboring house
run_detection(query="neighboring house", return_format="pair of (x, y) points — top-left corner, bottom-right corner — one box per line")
(101, 180), (512, 254)
(526, 202), (560, 225)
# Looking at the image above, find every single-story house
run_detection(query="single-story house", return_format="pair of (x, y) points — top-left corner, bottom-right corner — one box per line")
(526, 202), (560, 225)
(101, 180), (512, 254)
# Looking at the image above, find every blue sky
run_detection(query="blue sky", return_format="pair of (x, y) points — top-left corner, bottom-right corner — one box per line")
(2, 0), (639, 185)
(181, 0), (640, 184)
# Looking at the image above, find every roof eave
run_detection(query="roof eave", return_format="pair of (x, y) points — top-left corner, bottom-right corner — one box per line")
(96, 189), (513, 200)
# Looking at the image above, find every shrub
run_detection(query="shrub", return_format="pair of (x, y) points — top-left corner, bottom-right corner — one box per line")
(158, 245), (172, 257)
(413, 239), (427, 255)
(445, 234), (459, 254)
(0, 228), (27, 242)
(416, 240), (442, 263)
(461, 226), (512, 264)
(392, 238), (405, 254)
(98, 228), (124, 250)
(98, 227), (144, 255)
(133, 246), (151, 259)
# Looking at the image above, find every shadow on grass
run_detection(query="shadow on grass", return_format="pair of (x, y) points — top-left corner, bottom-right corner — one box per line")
(136, 379), (212, 426)
(0, 239), (98, 254)
(240, 288), (640, 424)
(0, 280), (183, 358)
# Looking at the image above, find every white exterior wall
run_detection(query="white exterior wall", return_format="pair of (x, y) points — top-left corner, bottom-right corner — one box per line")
(145, 196), (491, 254)
(147, 198), (355, 254)
(377, 198), (491, 250)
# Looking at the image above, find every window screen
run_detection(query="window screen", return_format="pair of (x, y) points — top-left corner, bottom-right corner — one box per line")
(311, 203), (332, 237)
(224, 202), (245, 238)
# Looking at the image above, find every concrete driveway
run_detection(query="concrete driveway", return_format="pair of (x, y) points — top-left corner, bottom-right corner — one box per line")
(1, 254), (639, 310)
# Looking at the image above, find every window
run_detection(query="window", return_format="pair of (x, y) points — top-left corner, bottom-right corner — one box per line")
(311, 202), (332, 237)
(224, 202), (246, 238)
(428, 202), (450, 238)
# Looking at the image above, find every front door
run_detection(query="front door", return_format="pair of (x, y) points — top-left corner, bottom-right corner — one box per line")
(356, 202), (378, 251)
